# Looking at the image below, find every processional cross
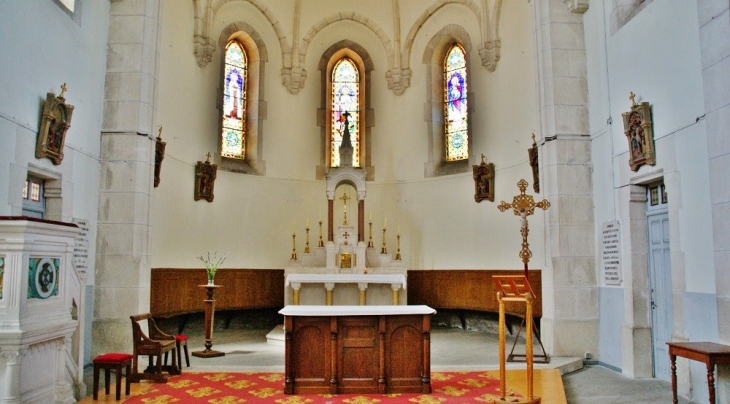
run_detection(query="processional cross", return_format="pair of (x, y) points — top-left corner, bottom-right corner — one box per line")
(340, 193), (350, 225)
(498, 179), (550, 279)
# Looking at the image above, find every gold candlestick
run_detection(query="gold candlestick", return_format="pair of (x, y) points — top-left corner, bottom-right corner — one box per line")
(291, 232), (297, 260)
(381, 228), (388, 254)
(395, 234), (401, 260)
(304, 227), (310, 253)
(318, 220), (324, 247)
(368, 220), (374, 248)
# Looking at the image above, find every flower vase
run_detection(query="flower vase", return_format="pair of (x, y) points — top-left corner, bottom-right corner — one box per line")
(207, 271), (215, 286)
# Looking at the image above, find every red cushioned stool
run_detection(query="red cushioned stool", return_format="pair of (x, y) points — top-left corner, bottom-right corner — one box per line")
(93, 353), (133, 400)
(164, 334), (190, 368)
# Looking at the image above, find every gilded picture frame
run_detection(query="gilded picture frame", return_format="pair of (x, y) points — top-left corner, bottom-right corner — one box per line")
(473, 154), (495, 203)
(36, 84), (74, 165)
(622, 93), (656, 172)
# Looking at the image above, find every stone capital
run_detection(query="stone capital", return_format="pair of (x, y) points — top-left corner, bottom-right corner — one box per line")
(562, 0), (589, 13)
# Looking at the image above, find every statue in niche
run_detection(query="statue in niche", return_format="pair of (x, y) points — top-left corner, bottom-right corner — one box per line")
(194, 153), (217, 202)
(528, 133), (540, 193)
(473, 154), (495, 203)
(622, 92), (656, 171)
(36, 83), (74, 165)
(154, 126), (166, 188)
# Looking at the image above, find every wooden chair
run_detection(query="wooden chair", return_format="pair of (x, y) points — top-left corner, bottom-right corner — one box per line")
(129, 313), (181, 383)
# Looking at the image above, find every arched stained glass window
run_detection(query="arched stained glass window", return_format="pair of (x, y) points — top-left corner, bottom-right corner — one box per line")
(221, 40), (247, 160)
(331, 58), (360, 167)
(444, 44), (468, 161)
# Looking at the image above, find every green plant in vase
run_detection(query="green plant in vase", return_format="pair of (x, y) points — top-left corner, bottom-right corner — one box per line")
(197, 251), (229, 285)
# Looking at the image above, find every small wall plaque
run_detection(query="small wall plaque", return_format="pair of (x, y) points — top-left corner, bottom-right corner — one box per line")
(195, 153), (217, 202)
(36, 83), (74, 165)
(473, 154), (495, 203)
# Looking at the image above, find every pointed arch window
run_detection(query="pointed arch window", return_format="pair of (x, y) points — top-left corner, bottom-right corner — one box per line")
(444, 44), (468, 161)
(221, 40), (248, 160)
(331, 58), (360, 167)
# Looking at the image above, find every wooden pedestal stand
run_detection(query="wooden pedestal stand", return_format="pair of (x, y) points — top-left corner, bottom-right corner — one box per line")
(191, 285), (225, 358)
(494, 276), (540, 404)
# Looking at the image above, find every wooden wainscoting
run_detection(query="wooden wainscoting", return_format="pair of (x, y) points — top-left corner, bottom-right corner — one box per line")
(407, 269), (542, 317)
(150, 268), (285, 318)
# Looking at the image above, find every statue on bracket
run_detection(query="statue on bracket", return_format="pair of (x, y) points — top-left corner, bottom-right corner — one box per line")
(622, 92), (656, 171)
(36, 83), (74, 165)
(528, 133), (540, 193)
(154, 126), (166, 188)
(194, 153), (217, 202)
(473, 154), (495, 203)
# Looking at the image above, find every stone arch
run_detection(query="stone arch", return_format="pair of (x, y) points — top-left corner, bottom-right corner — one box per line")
(402, 0), (481, 71)
(422, 24), (473, 178)
(300, 13), (394, 72)
(194, 0), (290, 68)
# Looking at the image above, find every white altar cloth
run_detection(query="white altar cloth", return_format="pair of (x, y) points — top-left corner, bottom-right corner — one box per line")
(279, 305), (434, 316)
(285, 273), (407, 289)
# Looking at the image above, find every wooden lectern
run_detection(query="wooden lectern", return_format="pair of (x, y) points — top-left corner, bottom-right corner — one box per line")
(493, 275), (540, 404)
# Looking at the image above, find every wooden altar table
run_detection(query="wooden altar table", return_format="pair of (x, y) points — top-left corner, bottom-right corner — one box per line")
(280, 305), (435, 395)
(667, 341), (730, 404)
(285, 274), (406, 305)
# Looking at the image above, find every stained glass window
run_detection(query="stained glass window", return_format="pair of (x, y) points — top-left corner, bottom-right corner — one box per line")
(331, 58), (360, 167)
(444, 44), (468, 161)
(221, 40), (247, 160)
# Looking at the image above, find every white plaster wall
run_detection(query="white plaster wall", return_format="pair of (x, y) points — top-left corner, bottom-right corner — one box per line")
(586, 0), (716, 370)
(151, 1), (540, 270)
(603, 0), (714, 292)
(0, 0), (108, 279)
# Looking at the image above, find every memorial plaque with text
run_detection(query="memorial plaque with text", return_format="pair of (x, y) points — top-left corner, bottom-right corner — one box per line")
(72, 218), (89, 276)
(602, 221), (621, 285)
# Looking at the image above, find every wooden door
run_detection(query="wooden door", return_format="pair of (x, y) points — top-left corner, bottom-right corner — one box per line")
(647, 184), (671, 380)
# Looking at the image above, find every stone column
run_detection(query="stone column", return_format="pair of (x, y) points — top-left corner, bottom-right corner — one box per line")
(531, 0), (597, 357)
(1, 351), (22, 403)
(697, 0), (730, 399)
(93, 0), (162, 356)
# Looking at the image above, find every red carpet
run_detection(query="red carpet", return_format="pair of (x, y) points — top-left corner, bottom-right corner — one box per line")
(122, 371), (523, 403)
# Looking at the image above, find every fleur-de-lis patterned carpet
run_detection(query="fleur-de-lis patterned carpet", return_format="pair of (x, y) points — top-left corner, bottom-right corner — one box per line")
(119, 371), (523, 403)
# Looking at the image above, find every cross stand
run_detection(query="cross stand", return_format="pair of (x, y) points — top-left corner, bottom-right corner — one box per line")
(498, 179), (550, 364)
(494, 276), (541, 404)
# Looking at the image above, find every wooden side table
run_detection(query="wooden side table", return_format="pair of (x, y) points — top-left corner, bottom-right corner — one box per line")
(667, 341), (730, 404)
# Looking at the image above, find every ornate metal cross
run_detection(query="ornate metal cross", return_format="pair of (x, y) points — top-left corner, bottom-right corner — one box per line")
(339, 193), (350, 225)
(498, 179), (550, 277)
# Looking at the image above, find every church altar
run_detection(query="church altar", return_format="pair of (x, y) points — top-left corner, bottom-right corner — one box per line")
(284, 135), (407, 305)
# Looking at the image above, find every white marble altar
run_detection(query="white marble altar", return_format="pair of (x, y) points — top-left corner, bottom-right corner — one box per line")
(286, 225), (407, 306)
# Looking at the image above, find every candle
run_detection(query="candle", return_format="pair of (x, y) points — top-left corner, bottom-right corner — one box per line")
(398, 225), (400, 234)
(384, 218), (387, 228)
(319, 211), (322, 221)
(307, 218), (309, 227)
(370, 211), (372, 221)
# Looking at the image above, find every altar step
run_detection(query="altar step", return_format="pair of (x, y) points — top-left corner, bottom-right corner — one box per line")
(266, 325), (285, 346)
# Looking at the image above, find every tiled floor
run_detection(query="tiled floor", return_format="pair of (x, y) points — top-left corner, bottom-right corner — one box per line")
(82, 317), (700, 403)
